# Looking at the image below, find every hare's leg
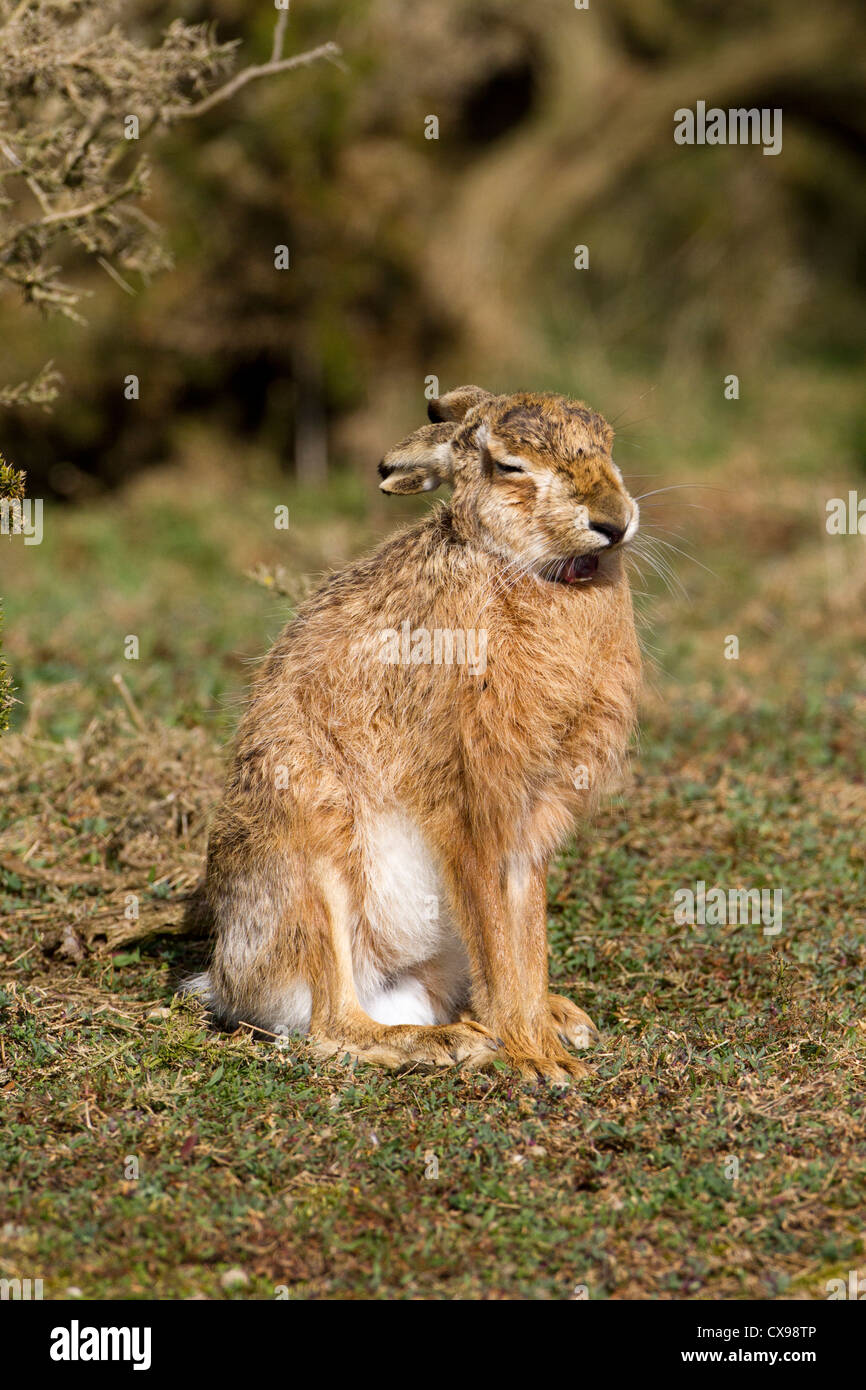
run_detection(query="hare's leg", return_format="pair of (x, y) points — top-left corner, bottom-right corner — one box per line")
(195, 841), (315, 1035)
(503, 858), (599, 1075)
(445, 850), (591, 1081)
(514, 862), (600, 1052)
(307, 861), (498, 1070)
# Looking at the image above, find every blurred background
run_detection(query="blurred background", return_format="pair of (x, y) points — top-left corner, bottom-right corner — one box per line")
(1, 0), (865, 737)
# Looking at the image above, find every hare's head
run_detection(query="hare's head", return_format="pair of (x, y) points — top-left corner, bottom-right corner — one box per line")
(378, 387), (638, 584)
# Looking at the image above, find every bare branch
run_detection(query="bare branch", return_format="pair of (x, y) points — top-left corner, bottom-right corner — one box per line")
(161, 40), (342, 123)
(0, 172), (142, 256)
(272, 5), (290, 63)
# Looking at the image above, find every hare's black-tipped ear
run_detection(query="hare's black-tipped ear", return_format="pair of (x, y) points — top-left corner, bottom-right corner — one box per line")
(427, 385), (492, 423)
(378, 421), (455, 495)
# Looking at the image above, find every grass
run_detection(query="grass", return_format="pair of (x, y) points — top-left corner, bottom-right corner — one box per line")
(1, 365), (865, 1299)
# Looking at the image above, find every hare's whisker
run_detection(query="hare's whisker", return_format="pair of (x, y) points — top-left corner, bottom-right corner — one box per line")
(608, 385), (656, 428)
(645, 533), (719, 581)
(634, 484), (729, 502)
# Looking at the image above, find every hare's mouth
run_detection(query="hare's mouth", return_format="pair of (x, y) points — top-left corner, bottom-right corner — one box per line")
(540, 554), (599, 586)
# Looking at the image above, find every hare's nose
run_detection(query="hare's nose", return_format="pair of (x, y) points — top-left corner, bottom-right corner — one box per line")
(589, 521), (624, 546)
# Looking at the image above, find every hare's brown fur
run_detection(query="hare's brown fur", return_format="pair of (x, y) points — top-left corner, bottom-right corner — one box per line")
(189, 389), (641, 1081)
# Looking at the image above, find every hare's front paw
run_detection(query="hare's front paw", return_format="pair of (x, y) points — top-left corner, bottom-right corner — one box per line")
(497, 1042), (592, 1085)
(547, 994), (600, 1051)
(489, 1000), (600, 1084)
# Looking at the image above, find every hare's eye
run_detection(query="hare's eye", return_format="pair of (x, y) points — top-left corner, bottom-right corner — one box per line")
(494, 460), (524, 475)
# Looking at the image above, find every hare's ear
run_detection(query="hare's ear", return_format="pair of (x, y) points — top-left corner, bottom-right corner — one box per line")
(427, 385), (492, 423)
(378, 421), (455, 494)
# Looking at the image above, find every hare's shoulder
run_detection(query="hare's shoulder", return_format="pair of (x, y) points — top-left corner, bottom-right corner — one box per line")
(297, 507), (479, 620)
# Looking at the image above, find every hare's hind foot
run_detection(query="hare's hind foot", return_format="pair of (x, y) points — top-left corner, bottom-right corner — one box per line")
(310, 1017), (499, 1072)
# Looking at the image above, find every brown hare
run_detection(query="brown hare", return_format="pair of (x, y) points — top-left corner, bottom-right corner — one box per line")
(186, 387), (641, 1081)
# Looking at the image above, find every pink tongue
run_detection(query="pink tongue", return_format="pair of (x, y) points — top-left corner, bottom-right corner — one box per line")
(564, 554), (599, 583)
